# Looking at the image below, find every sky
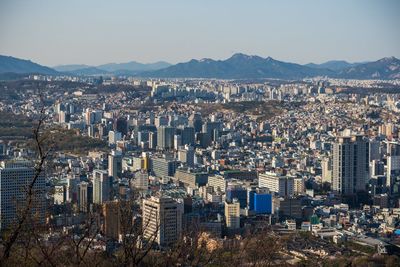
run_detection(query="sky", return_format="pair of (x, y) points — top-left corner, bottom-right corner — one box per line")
(0, 0), (399, 66)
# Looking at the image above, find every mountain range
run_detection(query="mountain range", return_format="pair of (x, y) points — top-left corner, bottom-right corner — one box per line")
(0, 54), (399, 80)
(53, 61), (171, 75)
(0, 55), (58, 75)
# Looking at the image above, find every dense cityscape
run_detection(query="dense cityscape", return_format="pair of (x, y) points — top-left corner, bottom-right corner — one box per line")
(0, 72), (399, 265)
(1, 0), (400, 266)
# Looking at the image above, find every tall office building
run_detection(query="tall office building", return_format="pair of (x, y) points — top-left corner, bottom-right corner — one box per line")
(332, 135), (369, 195)
(181, 126), (195, 146)
(386, 155), (400, 192)
(224, 199), (240, 229)
(0, 160), (46, 231)
(157, 126), (175, 150)
(173, 134), (182, 150)
(79, 181), (93, 213)
(202, 121), (222, 142)
(142, 196), (183, 247)
(93, 169), (112, 204)
(108, 150), (122, 179)
(149, 131), (157, 149)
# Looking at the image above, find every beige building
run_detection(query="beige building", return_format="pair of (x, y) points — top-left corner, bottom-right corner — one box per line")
(142, 196), (183, 247)
(224, 199), (240, 229)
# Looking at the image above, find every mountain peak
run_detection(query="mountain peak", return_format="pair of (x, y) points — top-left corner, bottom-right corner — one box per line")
(379, 56), (398, 62)
(229, 53), (260, 60)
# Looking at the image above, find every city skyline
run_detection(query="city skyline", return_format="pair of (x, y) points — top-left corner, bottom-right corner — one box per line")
(0, 0), (399, 66)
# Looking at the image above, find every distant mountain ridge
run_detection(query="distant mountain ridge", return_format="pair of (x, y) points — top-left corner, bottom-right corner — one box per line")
(305, 60), (361, 71)
(1, 54), (399, 80)
(141, 54), (400, 80)
(0, 55), (58, 75)
(336, 57), (400, 79)
(140, 53), (334, 79)
(54, 61), (171, 75)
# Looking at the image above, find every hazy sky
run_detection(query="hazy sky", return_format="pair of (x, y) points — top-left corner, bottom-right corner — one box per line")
(0, 0), (399, 66)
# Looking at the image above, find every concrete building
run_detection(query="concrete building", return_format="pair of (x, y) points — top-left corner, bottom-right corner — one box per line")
(225, 199), (240, 229)
(332, 135), (369, 195)
(174, 169), (208, 188)
(134, 170), (149, 190)
(108, 150), (122, 179)
(142, 196), (183, 247)
(0, 160), (45, 231)
(157, 126), (175, 150)
(93, 169), (112, 204)
(258, 172), (294, 197)
(152, 157), (176, 178)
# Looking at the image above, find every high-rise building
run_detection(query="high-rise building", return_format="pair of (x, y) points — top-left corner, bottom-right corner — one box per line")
(155, 116), (169, 128)
(321, 157), (332, 184)
(207, 175), (227, 192)
(180, 126), (195, 146)
(226, 184), (247, 208)
(0, 160), (46, 231)
(224, 199), (240, 229)
(152, 157), (176, 178)
(248, 190), (273, 214)
(108, 150), (122, 179)
(177, 146), (195, 167)
(258, 172), (294, 197)
(93, 169), (112, 204)
(142, 196), (183, 247)
(103, 200), (132, 241)
(59, 111), (70, 123)
(174, 169), (208, 188)
(293, 177), (305, 195)
(157, 126), (175, 150)
(108, 131), (122, 145)
(79, 181), (93, 213)
(173, 134), (182, 150)
(202, 121), (222, 142)
(149, 131), (157, 149)
(332, 135), (369, 195)
(188, 113), (203, 133)
(114, 117), (128, 136)
(386, 155), (400, 192)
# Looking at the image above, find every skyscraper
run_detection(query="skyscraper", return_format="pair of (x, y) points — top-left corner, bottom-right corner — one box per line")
(332, 135), (369, 195)
(0, 160), (46, 231)
(224, 198), (240, 229)
(108, 150), (122, 179)
(79, 181), (93, 213)
(142, 196), (183, 247)
(157, 126), (175, 150)
(93, 169), (112, 204)
(180, 126), (195, 146)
